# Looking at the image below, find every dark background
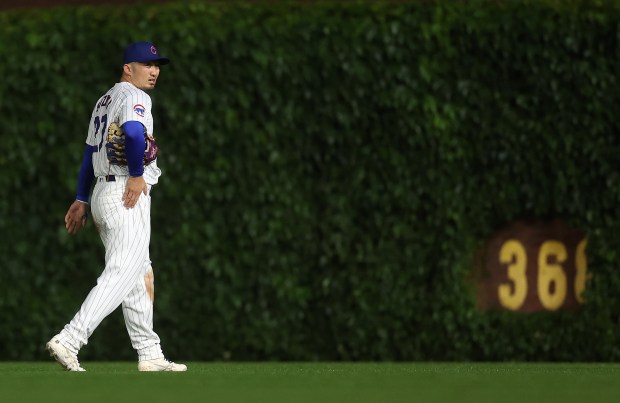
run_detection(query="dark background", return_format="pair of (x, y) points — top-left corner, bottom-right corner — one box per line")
(1, 0), (619, 362)
(0, 0), (170, 9)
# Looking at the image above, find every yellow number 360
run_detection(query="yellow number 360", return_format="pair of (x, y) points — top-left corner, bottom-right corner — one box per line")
(498, 239), (588, 311)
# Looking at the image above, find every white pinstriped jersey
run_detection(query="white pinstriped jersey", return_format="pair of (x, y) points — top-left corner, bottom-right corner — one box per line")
(86, 82), (161, 185)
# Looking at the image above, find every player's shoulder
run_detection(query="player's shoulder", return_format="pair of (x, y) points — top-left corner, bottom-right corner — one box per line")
(119, 81), (150, 98)
(116, 82), (152, 103)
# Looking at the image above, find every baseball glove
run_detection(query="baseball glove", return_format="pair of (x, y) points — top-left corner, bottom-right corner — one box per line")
(106, 122), (159, 166)
(143, 134), (159, 166)
(106, 122), (127, 165)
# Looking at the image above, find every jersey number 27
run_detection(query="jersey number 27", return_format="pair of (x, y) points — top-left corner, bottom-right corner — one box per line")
(94, 114), (108, 151)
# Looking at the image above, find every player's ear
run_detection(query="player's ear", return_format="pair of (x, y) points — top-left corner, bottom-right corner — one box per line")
(122, 63), (132, 76)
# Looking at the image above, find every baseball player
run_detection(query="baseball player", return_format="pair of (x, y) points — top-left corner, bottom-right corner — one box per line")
(46, 42), (186, 372)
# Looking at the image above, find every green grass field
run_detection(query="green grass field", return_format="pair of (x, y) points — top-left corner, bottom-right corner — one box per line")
(1, 362), (619, 403)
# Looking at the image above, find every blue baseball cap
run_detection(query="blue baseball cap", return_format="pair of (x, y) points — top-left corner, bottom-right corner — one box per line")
(123, 42), (170, 65)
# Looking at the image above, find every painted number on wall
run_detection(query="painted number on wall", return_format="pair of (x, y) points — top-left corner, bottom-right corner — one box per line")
(476, 221), (587, 312)
(498, 239), (587, 311)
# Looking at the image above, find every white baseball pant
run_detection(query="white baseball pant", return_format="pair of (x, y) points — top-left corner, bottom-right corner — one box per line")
(56, 176), (163, 361)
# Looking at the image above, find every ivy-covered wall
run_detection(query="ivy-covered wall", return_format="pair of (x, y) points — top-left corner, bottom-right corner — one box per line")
(1, 0), (619, 361)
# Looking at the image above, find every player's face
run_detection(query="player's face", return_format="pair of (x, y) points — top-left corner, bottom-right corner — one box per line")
(126, 62), (161, 90)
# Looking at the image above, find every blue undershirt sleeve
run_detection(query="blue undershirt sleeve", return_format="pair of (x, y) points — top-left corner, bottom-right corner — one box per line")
(122, 121), (146, 177)
(76, 145), (95, 203)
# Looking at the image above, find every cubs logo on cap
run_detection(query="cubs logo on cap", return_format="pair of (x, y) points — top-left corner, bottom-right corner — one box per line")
(123, 42), (170, 65)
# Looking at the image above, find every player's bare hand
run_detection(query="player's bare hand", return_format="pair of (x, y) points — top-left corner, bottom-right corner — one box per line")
(65, 200), (89, 235)
(123, 176), (148, 208)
